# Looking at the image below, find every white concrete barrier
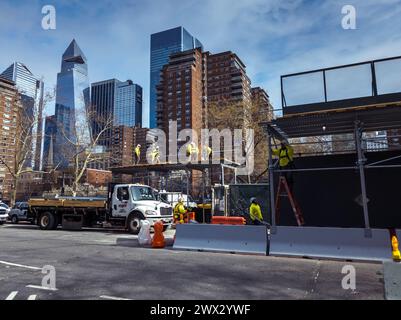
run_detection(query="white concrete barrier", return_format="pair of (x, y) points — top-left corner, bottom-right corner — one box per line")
(173, 224), (269, 255)
(269, 226), (392, 262)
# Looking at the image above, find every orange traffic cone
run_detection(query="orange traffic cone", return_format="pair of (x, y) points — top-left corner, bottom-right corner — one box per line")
(152, 221), (165, 249)
(392, 235), (401, 262)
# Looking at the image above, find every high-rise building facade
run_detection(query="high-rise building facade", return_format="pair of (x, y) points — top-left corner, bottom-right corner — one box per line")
(251, 87), (274, 121)
(54, 39), (90, 168)
(42, 115), (57, 170)
(115, 80), (143, 128)
(90, 79), (119, 148)
(90, 79), (143, 149)
(206, 51), (252, 109)
(0, 77), (20, 201)
(149, 26), (203, 128)
(1, 62), (44, 170)
(156, 48), (207, 142)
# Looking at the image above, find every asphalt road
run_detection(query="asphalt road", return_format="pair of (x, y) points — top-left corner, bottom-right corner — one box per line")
(0, 223), (385, 300)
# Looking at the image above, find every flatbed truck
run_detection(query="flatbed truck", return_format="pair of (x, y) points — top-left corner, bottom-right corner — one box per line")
(27, 183), (173, 234)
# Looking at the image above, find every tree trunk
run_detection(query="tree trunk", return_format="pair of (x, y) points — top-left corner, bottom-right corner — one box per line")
(10, 176), (17, 207)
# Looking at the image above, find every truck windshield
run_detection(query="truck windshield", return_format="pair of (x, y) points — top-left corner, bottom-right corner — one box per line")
(130, 186), (157, 201)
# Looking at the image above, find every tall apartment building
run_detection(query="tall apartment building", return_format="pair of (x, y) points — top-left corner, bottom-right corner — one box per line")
(1, 62), (44, 170)
(156, 48), (208, 146)
(251, 87), (274, 121)
(150, 26), (203, 128)
(206, 51), (252, 110)
(0, 77), (20, 201)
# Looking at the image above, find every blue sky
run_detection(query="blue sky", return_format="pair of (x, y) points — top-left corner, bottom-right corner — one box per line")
(1, 0), (401, 127)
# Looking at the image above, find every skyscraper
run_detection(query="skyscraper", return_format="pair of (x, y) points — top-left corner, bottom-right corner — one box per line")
(90, 79), (143, 148)
(54, 39), (90, 168)
(115, 80), (142, 128)
(149, 26), (203, 128)
(1, 62), (44, 170)
(42, 115), (57, 170)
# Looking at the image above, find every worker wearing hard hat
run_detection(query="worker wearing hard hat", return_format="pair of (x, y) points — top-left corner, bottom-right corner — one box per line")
(174, 197), (187, 224)
(202, 145), (212, 161)
(249, 197), (264, 225)
(151, 145), (160, 164)
(272, 140), (295, 189)
(186, 141), (199, 162)
(134, 144), (141, 165)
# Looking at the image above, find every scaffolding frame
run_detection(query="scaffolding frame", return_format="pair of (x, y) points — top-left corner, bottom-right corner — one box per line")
(262, 103), (401, 236)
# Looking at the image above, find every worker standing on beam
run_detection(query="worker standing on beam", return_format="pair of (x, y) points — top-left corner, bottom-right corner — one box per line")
(186, 141), (198, 162)
(272, 141), (295, 190)
(202, 145), (212, 162)
(134, 144), (141, 165)
(151, 145), (160, 164)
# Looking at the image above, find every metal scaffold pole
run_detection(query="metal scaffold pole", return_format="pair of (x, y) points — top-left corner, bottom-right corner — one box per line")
(354, 121), (372, 237)
(267, 131), (277, 234)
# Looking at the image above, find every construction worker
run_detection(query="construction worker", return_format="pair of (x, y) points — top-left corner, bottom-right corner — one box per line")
(174, 197), (187, 224)
(151, 145), (160, 164)
(202, 145), (212, 161)
(249, 197), (269, 226)
(134, 144), (141, 165)
(186, 142), (198, 162)
(249, 197), (263, 224)
(272, 141), (295, 190)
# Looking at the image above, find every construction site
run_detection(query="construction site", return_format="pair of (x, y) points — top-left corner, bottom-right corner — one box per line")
(2, 56), (401, 302)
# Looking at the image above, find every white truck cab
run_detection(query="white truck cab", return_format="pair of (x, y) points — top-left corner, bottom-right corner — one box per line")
(111, 184), (173, 234)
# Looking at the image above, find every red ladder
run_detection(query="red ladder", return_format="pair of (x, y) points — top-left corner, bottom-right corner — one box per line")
(275, 176), (305, 226)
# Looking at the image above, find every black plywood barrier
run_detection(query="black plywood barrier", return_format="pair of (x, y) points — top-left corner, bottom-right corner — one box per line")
(276, 150), (401, 228)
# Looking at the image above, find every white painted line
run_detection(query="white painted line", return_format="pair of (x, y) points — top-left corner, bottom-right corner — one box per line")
(26, 285), (58, 291)
(5, 291), (18, 300)
(27, 295), (37, 300)
(0, 260), (41, 271)
(99, 295), (131, 300)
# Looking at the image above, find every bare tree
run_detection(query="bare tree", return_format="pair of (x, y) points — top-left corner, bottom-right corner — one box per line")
(0, 88), (57, 205)
(208, 98), (274, 183)
(58, 105), (114, 196)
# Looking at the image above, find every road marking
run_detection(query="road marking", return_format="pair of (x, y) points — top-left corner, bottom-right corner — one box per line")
(26, 285), (58, 291)
(0, 260), (41, 271)
(27, 295), (37, 300)
(99, 295), (131, 300)
(5, 291), (18, 300)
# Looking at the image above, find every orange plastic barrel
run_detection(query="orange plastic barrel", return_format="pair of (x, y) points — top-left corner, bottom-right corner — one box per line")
(152, 221), (166, 248)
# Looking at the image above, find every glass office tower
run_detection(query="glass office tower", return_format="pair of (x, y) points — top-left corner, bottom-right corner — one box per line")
(54, 39), (90, 168)
(1, 62), (44, 170)
(115, 80), (143, 128)
(149, 26), (202, 128)
(90, 79), (143, 148)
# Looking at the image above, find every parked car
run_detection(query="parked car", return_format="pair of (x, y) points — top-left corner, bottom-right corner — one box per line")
(0, 202), (10, 225)
(9, 202), (32, 224)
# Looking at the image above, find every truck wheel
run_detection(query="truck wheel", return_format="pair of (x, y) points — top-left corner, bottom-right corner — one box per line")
(11, 215), (18, 224)
(39, 212), (56, 230)
(127, 214), (142, 235)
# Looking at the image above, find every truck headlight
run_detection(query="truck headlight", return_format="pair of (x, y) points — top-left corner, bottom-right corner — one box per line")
(145, 210), (158, 216)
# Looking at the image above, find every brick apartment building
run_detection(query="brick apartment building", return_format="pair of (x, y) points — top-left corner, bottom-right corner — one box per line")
(0, 77), (20, 202)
